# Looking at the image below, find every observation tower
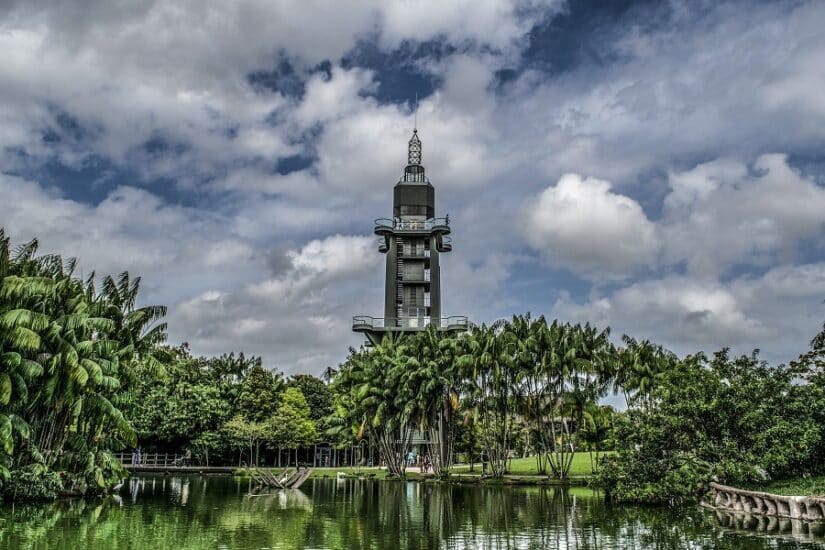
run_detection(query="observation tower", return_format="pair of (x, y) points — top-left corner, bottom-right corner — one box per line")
(353, 129), (468, 344)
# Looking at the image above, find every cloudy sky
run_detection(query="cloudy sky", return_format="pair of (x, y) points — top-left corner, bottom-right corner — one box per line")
(2, 0), (824, 374)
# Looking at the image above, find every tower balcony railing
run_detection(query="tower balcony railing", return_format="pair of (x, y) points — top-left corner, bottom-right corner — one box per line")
(352, 315), (469, 332)
(399, 248), (430, 259)
(374, 217), (451, 235)
(401, 270), (431, 283)
(440, 316), (470, 330)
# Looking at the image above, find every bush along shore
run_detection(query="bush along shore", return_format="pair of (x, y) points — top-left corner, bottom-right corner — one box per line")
(1, 228), (824, 504)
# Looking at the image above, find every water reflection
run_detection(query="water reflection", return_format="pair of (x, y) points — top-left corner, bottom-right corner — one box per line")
(712, 509), (825, 543)
(0, 477), (822, 549)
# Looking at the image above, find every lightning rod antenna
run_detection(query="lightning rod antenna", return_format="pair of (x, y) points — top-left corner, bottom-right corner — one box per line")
(414, 92), (418, 130)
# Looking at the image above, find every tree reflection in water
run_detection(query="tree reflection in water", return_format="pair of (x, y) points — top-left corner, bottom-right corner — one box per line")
(0, 476), (822, 549)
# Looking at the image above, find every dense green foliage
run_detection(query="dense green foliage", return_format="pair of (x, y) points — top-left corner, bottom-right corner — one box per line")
(268, 388), (318, 460)
(130, 348), (324, 467)
(0, 230), (166, 499)
(750, 475), (825, 497)
(331, 314), (825, 501)
(331, 317), (617, 479)
(595, 328), (825, 503)
(0, 230), (330, 498)
(3, 228), (823, 505)
(2, 465), (63, 501)
(288, 374), (333, 422)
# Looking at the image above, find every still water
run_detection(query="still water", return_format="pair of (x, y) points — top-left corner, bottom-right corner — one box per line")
(1, 475), (824, 549)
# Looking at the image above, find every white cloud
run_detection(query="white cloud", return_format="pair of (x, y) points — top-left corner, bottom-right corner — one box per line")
(379, 0), (561, 53)
(499, 1), (825, 185)
(525, 173), (660, 277)
(2, 0), (825, 374)
(0, 173), (268, 306)
(524, 154), (825, 281)
(662, 154), (825, 276)
(553, 262), (825, 364)
(170, 234), (383, 372)
(0, 0), (553, 182)
(295, 67), (378, 125)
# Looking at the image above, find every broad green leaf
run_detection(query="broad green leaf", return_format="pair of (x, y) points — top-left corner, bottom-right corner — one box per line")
(0, 415), (12, 454)
(0, 374), (10, 405)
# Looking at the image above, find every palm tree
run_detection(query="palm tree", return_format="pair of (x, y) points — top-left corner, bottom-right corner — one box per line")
(331, 336), (415, 478)
(403, 325), (461, 476)
(616, 336), (675, 410)
(544, 322), (613, 480)
(0, 229), (162, 491)
(98, 271), (168, 378)
(578, 403), (616, 474)
(456, 321), (517, 477)
(509, 314), (555, 474)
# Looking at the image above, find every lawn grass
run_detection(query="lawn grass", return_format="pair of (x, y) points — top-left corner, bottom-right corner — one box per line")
(308, 467), (390, 480)
(750, 476), (825, 497)
(240, 452), (609, 482)
(452, 452), (606, 477)
(235, 466), (394, 480)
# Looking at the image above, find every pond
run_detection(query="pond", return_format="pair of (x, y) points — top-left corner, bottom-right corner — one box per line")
(1, 475), (823, 549)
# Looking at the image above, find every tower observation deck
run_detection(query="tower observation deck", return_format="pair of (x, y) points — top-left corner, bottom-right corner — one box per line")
(353, 129), (469, 344)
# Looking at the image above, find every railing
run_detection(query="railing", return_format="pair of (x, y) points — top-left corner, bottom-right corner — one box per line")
(707, 482), (825, 521)
(114, 452), (190, 467)
(401, 271), (431, 283)
(352, 315), (469, 331)
(353, 316), (386, 329)
(441, 316), (470, 329)
(374, 217), (450, 233)
(399, 248), (430, 258)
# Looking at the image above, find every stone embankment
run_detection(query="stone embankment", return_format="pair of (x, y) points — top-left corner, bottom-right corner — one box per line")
(705, 482), (825, 521)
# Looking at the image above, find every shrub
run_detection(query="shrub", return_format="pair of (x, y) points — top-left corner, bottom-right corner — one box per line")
(2, 466), (63, 501)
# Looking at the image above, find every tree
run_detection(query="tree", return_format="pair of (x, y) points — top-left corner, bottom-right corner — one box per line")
(544, 322), (613, 480)
(223, 415), (268, 466)
(129, 348), (266, 466)
(331, 337), (416, 478)
(456, 321), (518, 477)
(404, 326), (461, 477)
(614, 336), (675, 410)
(454, 417), (483, 471)
(287, 374), (332, 423)
(509, 314), (553, 474)
(190, 431), (225, 467)
(597, 348), (823, 503)
(238, 363), (284, 422)
(0, 229), (168, 493)
(267, 387), (317, 466)
(578, 404), (617, 473)
(793, 319), (825, 379)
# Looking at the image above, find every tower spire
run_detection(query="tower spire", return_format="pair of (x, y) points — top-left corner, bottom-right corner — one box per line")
(408, 128), (422, 166)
